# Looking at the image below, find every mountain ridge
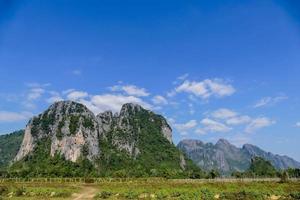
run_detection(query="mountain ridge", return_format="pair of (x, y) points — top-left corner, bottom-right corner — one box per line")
(178, 138), (300, 174)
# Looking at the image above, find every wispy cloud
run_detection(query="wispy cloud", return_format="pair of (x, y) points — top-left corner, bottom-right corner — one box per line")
(46, 92), (63, 103)
(254, 95), (288, 108)
(173, 120), (197, 136)
(152, 95), (168, 105)
(110, 84), (150, 97)
(27, 88), (45, 100)
(174, 78), (235, 99)
(211, 108), (237, 119)
(245, 117), (275, 133)
(0, 111), (32, 122)
(66, 90), (89, 101)
(295, 122), (300, 127)
(199, 118), (231, 133)
(87, 94), (152, 113)
(226, 115), (252, 125)
(177, 73), (189, 80)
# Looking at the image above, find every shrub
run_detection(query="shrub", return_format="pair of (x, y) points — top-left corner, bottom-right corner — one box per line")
(15, 186), (26, 196)
(280, 171), (290, 183)
(220, 191), (265, 200)
(200, 189), (215, 200)
(124, 190), (139, 199)
(0, 186), (8, 195)
(98, 191), (113, 199)
(289, 192), (300, 199)
(84, 177), (95, 183)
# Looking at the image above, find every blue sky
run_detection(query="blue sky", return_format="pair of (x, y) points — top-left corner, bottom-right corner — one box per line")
(0, 0), (300, 160)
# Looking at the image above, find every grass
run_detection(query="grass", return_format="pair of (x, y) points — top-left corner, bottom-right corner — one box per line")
(0, 179), (299, 199)
(0, 182), (77, 199)
(93, 180), (300, 199)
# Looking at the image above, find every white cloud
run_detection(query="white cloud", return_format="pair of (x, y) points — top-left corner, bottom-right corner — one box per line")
(200, 118), (231, 133)
(173, 120), (197, 135)
(152, 95), (168, 105)
(175, 79), (235, 99)
(226, 115), (252, 125)
(254, 95), (288, 108)
(46, 95), (63, 104)
(176, 80), (207, 97)
(27, 88), (45, 100)
(245, 117), (275, 133)
(72, 70), (82, 75)
(295, 122), (300, 127)
(177, 73), (189, 80)
(66, 90), (89, 101)
(62, 89), (75, 95)
(195, 128), (206, 135)
(0, 111), (32, 122)
(110, 84), (150, 97)
(211, 108), (237, 119)
(210, 108), (253, 126)
(25, 82), (51, 88)
(87, 94), (152, 114)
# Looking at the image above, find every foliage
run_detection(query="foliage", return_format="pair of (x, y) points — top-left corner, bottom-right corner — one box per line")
(0, 130), (24, 170)
(208, 169), (221, 179)
(69, 115), (80, 135)
(232, 157), (278, 178)
(280, 171), (290, 183)
(83, 116), (95, 130)
(247, 157), (277, 177)
(285, 168), (300, 178)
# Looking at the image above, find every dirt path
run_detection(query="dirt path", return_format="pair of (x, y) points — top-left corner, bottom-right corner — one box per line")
(72, 185), (98, 200)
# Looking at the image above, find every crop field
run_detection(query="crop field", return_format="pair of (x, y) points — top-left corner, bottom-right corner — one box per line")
(0, 179), (299, 200)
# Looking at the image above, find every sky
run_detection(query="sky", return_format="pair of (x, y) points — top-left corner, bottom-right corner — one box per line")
(0, 0), (300, 161)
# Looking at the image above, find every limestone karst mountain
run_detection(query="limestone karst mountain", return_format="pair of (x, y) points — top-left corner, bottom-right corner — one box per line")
(177, 139), (300, 174)
(9, 101), (200, 177)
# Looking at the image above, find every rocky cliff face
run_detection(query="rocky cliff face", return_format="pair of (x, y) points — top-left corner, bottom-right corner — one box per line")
(178, 139), (300, 174)
(15, 101), (174, 164)
(15, 101), (100, 162)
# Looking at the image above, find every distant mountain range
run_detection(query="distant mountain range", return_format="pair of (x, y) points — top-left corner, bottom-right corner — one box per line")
(177, 139), (300, 174)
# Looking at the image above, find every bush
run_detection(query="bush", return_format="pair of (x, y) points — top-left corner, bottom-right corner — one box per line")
(124, 190), (139, 199)
(220, 191), (265, 200)
(200, 189), (215, 200)
(98, 191), (113, 199)
(0, 186), (8, 195)
(280, 171), (290, 183)
(84, 177), (95, 183)
(289, 192), (300, 199)
(15, 186), (26, 196)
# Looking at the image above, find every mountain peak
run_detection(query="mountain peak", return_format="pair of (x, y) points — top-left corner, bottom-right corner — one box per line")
(216, 138), (231, 146)
(120, 103), (144, 114)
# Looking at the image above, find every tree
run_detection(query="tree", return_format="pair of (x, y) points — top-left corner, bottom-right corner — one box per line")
(208, 169), (220, 179)
(247, 157), (277, 177)
(280, 171), (289, 183)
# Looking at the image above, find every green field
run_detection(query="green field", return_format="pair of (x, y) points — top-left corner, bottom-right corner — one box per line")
(0, 179), (299, 200)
